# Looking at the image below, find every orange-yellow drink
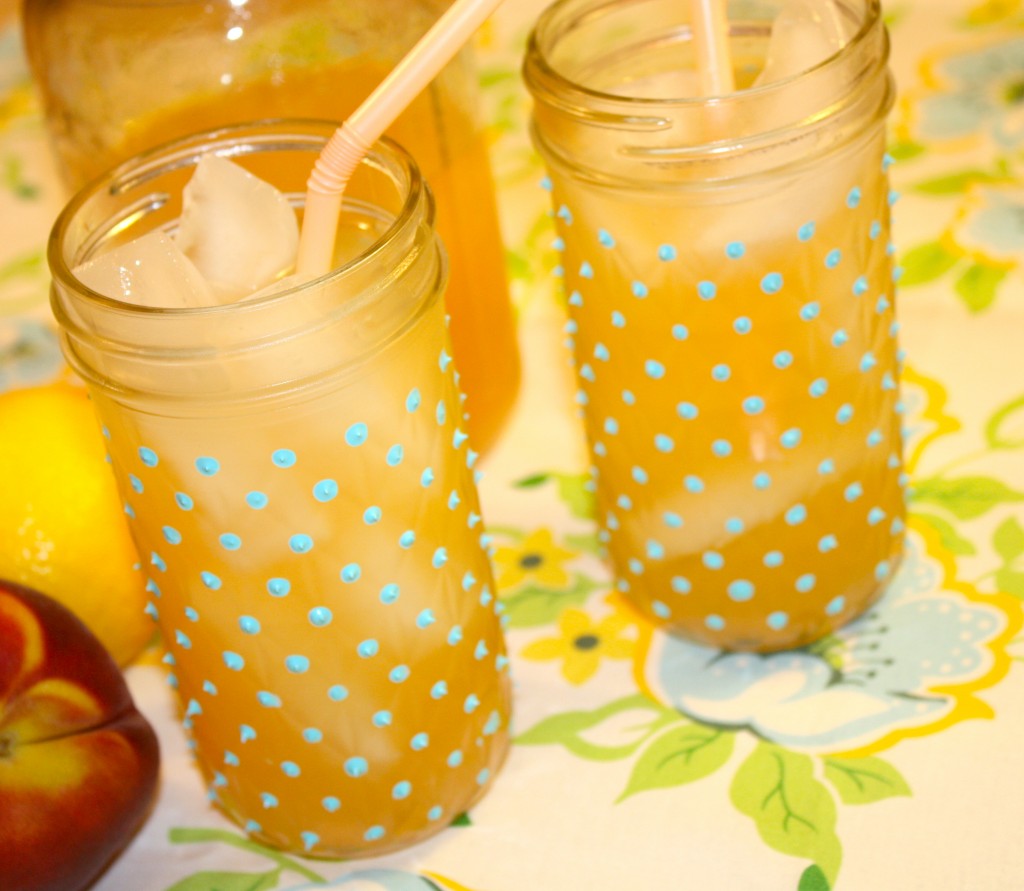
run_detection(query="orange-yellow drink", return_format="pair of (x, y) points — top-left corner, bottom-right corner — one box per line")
(49, 123), (511, 857)
(526, 0), (905, 651)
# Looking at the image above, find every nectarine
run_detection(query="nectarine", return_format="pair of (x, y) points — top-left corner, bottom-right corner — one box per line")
(0, 580), (160, 891)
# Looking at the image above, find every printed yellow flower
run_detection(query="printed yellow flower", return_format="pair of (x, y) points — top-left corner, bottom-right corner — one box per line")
(493, 528), (576, 590)
(522, 607), (636, 685)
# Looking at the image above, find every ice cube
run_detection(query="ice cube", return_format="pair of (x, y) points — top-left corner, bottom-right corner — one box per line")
(73, 229), (218, 308)
(174, 155), (300, 302)
(755, 0), (851, 86)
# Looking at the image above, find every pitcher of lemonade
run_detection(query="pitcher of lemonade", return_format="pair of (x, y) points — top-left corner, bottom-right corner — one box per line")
(22, 0), (520, 455)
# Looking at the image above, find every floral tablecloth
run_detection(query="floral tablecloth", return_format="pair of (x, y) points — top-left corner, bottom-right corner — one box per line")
(3, 1), (1024, 889)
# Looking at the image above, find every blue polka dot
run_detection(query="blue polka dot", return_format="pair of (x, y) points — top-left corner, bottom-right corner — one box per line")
(645, 359), (666, 379)
(712, 439), (733, 457)
(754, 472), (772, 490)
(239, 616), (261, 635)
(272, 449), (296, 468)
(672, 324), (689, 340)
(163, 526), (182, 545)
(663, 512), (684, 528)
(358, 639), (379, 658)
(257, 691), (281, 708)
(658, 244), (677, 261)
(798, 222), (816, 241)
(652, 600), (671, 619)
(825, 249), (842, 268)
(870, 221), (882, 239)
(698, 280), (717, 300)
(201, 571), (222, 590)
(464, 693), (481, 713)
(289, 534), (313, 553)
(867, 507), (886, 526)
(138, 446), (159, 467)
(604, 417), (620, 435)
(706, 614), (726, 631)
(432, 547), (448, 568)
(853, 276), (869, 296)
(391, 665), (412, 683)
(345, 423), (368, 446)
(875, 560), (891, 580)
(712, 364), (731, 381)
(836, 404), (854, 424)
(195, 457), (220, 476)
(267, 577), (290, 597)
(281, 761), (301, 777)
(246, 491), (268, 509)
(129, 474), (144, 493)
(183, 607), (199, 622)
(393, 781), (412, 800)
(832, 329), (849, 347)
(845, 482), (864, 501)
(436, 400), (447, 425)
(220, 533), (242, 550)
(594, 343), (610, 362)
(432, 681), (449, 700)
(781, 428), (802, 449)
(175, 492), (194, 510)
(725, 517), (744, 534)
(847, 186), (862, 208)
(703, 551), (724, 570)
(411, 732), (429, 751)
(448, 625), (464, 646)
(726, 241), (745, 259)
(819, 459), (836, 475)
(406, 389), (421, 412)
(728, 580), (755, 601)
(400, 530), (416, 549)
(622, 389), (636, 405)
(328, 685), (348, 701)
(760, 272), (783, 294)
(826, 595), (846, 615)
(380, 584), (400, 605)
(579, 260), (594, 279)
(611, 310), (626, 328)
(654, 434), (674, 453)
(796, 573), (816, 592)
(677, 401), (699, 420)
(632, 466), (649, 484)
(764, 551), (783, 567)
(785, 504), (807, 525)
(632, 280), (649, 298)
(447, 750), (463, 767)
(307, 606), (331, 626)
(684, 474), (705, 493)
(773, 351), (794, 369)
(743, 396), (765, 415)
(313, 479), (338, 502)
(345, 757), (368, 777)
(260, 792), (278, 808)
(322, 796), (341, 812)
(734, 316), (752, 334)
(767, 611), (789, 630)
(809, 378), (829, 398)
(421, 468), (435, 487)
(598, 228), (615, 247)
(373, 710), (392, 727)
(671, 576), (691, 594)
(428, 805), (445, 821)
(800, 302), (821, 321)
(341, 563), (361, 583)
(303, 728), (323, 743)
(223, 651), (244, 671)
(285, 655), (310, 674)
(819, 535), (839, 553)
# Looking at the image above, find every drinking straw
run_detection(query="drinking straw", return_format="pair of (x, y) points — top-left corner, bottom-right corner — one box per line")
(297, 0), (506, 277)
(691, 0), (735, 95)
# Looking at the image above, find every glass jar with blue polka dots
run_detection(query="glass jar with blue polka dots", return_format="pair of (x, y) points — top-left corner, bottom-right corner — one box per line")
(525, 0), (906, 651)
(49, 121), (511, 857)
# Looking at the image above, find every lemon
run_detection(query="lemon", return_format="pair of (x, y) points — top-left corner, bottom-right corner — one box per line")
(0, 382), (152, 666)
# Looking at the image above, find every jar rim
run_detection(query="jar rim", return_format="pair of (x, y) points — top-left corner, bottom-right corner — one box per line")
(523, 0), (884, 111)
(47, 118), (427, 319)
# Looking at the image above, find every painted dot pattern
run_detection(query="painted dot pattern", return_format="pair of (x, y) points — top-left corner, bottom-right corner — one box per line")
(547, 142), (906, 650)
(100, 300), (511, 857)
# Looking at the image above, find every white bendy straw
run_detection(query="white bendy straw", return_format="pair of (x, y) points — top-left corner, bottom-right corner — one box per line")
(297, 0), (506, 277)
(691, 0), (735, 95)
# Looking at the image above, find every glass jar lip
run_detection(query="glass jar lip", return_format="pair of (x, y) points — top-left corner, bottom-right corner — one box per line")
(523, 0), (883, 109)
(47, 118), (427, 318)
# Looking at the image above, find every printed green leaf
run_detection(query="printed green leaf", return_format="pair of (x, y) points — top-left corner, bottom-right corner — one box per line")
(994, 517), (1024, 563)
(730, 744), (842, 886)
(517, 693), (677, 761)
(565, 531), (602, 556)
(162, 870), (280, 891)
(985, 395), (1024, 450)
(0, 250), (43, 285)
(798, 864), (832, 891)
(912, 169), (1007, 196)
(887, 140), (926, 162)
(501, 573), (598, 628)
(451, 811), (473, 827)
(505, 248), (533, 283)
(555, 472), (597, 520)
(996, 567), (1024, 600)
(823, 756), (912, 805)
(910, 476), (1024, 520)
(168, 828), (325, 883)
(617, 723), (735, 802)
(913, 512), (977, 556)
(955, 263), (1007, 313)
(514, 472), (550, 489)
(897, 241), (961, 287)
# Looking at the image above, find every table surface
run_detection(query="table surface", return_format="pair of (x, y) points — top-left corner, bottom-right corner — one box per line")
(3, 2), (1024, 889)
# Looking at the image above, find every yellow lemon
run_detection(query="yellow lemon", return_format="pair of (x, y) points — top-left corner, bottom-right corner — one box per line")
(0, 382), (152, 666)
